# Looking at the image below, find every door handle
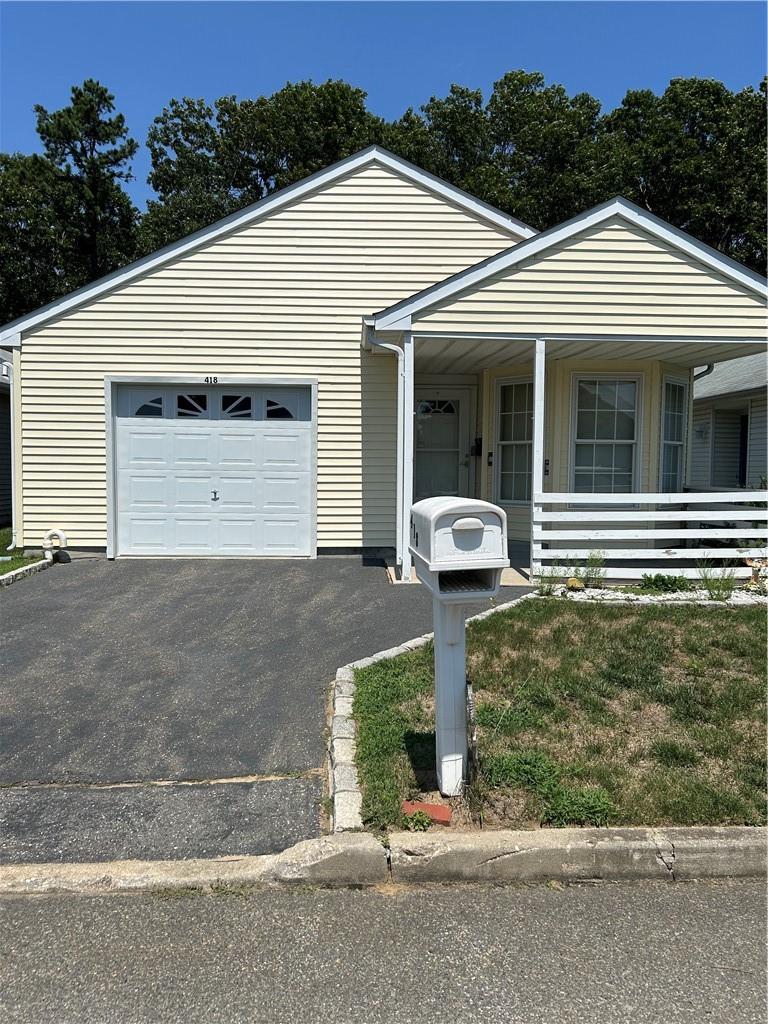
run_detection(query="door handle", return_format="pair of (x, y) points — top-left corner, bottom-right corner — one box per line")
(211, 490), (219, 502)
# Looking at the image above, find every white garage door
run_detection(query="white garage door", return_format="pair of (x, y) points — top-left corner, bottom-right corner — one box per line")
(114, 385), (313, 556)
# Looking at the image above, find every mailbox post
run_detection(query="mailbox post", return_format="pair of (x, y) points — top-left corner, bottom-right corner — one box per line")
(409, 497), (508, 796)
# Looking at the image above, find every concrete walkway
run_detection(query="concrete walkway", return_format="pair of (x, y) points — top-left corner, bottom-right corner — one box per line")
(0, 557), (528, 862)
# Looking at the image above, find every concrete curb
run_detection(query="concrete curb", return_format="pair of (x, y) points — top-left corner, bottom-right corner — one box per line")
(0, 558), (48, 588)
(0, 833), (388, 895)
(388, 826), (767, 884)
(328, 591), (538, 832)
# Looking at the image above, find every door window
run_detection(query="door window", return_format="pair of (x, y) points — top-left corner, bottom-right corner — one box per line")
(414, 398), (462, 500)
(660, 379), (688, 492)
(176, 394), (208, 418)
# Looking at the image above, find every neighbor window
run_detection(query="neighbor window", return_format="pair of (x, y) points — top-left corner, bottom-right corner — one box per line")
(497, 380), (533, 502)
(573, 377), (639, 493)
(660, 379), (688, 492)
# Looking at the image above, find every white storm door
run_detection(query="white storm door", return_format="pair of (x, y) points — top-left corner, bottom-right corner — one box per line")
(413, 388), (473, 500)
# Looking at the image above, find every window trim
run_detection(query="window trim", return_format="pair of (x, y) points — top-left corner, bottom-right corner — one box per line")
(659, 375), (689, 492)
(494, 375), (534, 506)
(569, 372), (644, 497)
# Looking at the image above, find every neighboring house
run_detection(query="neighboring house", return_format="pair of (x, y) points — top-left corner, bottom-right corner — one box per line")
(0, 353), (10, 526)
(0, 146), (766, 579)
(690, 354), (767, 490)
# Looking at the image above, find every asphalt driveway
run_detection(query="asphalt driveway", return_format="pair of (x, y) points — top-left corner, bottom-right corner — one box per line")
(0, 557), (528, 862)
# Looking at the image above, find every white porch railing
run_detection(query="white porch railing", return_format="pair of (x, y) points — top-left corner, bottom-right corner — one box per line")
(531, 490), (768, 580)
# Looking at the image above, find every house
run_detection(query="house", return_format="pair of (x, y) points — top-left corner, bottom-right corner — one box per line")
(0, 146), (765, 579)
(690, 354), (767, 491)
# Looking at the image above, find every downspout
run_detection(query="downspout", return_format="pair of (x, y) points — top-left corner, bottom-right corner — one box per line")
(366, 328), (405, 568)
(693, 364), (714, 383)
(0, 354), (15, 552)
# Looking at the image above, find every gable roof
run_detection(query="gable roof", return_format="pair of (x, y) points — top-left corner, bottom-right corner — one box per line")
(694, 353), (768, 401)
(0, 146), (536, 346)
(372, 197), (768, 330)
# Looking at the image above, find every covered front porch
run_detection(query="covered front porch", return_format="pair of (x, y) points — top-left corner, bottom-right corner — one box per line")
(365, 197), (767, 584)
(369, 332), (767, 583)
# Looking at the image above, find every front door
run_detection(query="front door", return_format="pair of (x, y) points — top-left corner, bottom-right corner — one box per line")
(413, 387), (473, 500)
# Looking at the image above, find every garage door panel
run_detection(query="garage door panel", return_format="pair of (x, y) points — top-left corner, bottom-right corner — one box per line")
(263, 515), (311, 553)
(261, 473), (310, 512)
(217, 475), (259, 509)
(219, 431), (259, 466)
(262, 430), (311, 468)
(121, 430), (170, 467)
(174, 517), (217, 552)
(218, 517), (261, 552)
(173, 430), (216, 465)
(121, 516), (172, 553)
(115, 385), (313, 556)
(122, 473), (169, 511)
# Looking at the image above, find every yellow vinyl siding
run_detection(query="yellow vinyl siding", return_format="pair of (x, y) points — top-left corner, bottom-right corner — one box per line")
(414, 217), (767, 338)
(17, 163), (520, 549)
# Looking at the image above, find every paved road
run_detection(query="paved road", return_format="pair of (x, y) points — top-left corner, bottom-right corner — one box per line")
(1, 880), (764, 1023)
(0, 556), (528, 861)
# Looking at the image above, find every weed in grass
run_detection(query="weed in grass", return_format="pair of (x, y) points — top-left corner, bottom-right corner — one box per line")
(698, 562), (736, 601)
(638, 574), (692, 593)
(401, 809), (432, 832)
(649, 738), (700, 767)
(482, 749), (561, 792)
(542, 785), (616, 827)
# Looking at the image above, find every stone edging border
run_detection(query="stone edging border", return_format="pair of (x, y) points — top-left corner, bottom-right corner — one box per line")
(0, 558), (49, 588)
(328, 591), (539, 832)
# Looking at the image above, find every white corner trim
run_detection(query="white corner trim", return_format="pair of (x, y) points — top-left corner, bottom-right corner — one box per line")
(372, 197), (768, 330)
(0, 147), (534, 346)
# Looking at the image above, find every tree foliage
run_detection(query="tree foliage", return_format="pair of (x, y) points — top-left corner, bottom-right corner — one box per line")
(1, 79), (138, 323)
(1, 73), (765, 325)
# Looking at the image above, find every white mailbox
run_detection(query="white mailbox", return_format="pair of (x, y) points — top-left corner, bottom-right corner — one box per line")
(409, 497), (509, 797)
(409, 497), (508, 602)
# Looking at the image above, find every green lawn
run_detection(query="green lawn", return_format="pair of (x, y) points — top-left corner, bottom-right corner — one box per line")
(0, 526), (41, 576)
(353, 599), (767, 833)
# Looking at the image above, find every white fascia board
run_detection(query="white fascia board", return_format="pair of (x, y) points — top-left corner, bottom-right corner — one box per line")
(373, 197), (768, 330)
(0, 333), (20, 349)
(0, 146), (534, 345)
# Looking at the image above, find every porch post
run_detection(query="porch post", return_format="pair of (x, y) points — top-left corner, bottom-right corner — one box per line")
(530, 337), (546, 580)
(400, 330), (415, 579)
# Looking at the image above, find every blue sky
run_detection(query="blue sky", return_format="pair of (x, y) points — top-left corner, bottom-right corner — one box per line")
(1, 1), (765, 207)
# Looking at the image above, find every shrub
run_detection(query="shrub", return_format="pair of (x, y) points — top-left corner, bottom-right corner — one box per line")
(698, 562), (736, 601)
(639, 574), (692, 593)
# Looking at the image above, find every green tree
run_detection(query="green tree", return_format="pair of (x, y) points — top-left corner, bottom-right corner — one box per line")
(139, 80), (383, 252)
(597, 78), (767, 272)
(34, 78), (139, 280)
(0, 79), (138, 324)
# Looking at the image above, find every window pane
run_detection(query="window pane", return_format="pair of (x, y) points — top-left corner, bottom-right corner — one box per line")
(177, 394), (207, 417)
(615, 410), (635, 440)
(135, 397), (163, 417)
(596, 380), (617, 411)
(595, 410), (616, 439)
(222, 395), (252, 419)
(578, 381), (597, 410)
(616, 382), (636, 411)
(576, 411), (595, 440)
(613, 445), (634, 472)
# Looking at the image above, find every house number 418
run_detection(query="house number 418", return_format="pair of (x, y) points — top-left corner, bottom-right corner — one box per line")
(204, 376), (219, 383)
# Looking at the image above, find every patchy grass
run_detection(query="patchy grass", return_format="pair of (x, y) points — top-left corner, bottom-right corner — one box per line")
(353, 599), (766, 832)
(0, 526), (41, 577)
